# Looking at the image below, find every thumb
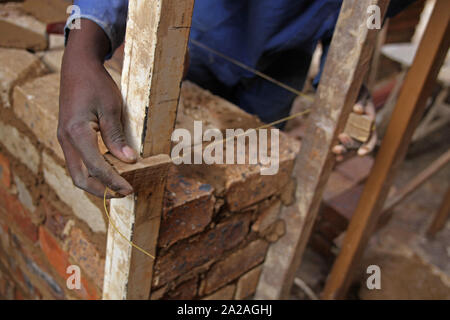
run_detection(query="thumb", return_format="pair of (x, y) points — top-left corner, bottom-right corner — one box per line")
(99, 112), (137, 163)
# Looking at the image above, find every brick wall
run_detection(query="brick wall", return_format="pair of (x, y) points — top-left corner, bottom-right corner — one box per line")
(0, 2), (300, 300)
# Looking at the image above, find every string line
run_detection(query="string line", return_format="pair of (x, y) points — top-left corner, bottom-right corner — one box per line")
(103, 188), (156, 259)
(190, 39), (314, 102)
(103, 41), (318, 259)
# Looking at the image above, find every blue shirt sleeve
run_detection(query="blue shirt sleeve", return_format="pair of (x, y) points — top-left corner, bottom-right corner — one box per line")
(65, 0), (128, 59)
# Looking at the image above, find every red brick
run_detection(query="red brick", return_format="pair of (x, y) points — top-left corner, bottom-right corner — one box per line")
(0, 152), (11, 189)
(264, 220), (286, 243)
(35, 227), (100, 299)
(67, 227), (105, 289)
(77, 277), (100, 300)
(14, 288), (24, 300)
(204, 239), (269, 294)
(280, 177), (296, 206)
(153, 215), (251, 287)
(225, 137), (299, 211)
(315, 219), (343, 242)
(323, 171), (355, 202)
(11, 233), (65, 299)
(308, 233), (334, 260)
(203, 284), (235, 300)
(0, 186), (38, 243)
(0, 270), (15, 299)
(335, 155), (374, 183)
(41, 199), (68, 241)
(38, 226), (70, 279)
(175, 86), (300, 212)
(165, 277), (198, 300)
(0, 218), (10, 253)
(326, 184), (365, 222)
(159, 167), (215, 248)
(235, 266), (262, 299)
(252, 200), (281, 233)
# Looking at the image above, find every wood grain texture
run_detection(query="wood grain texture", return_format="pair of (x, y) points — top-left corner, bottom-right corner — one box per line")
(344, 113), (373, 142)
(103, 0), (194, 300)
(254, 0), (390, 300)
(105, 153), (172, 193)
(427, 186), (450, 237)
(322, 0), (450, 299)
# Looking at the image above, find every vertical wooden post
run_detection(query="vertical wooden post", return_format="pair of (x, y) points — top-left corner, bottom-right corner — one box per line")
(322, 0), (450, 299)
(427, 186), (450, 237)
(255, 0), (390, 300)
(102, 0), (194, 300)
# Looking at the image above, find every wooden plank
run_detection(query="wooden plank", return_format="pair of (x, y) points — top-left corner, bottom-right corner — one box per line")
(322, 0), (450, 299)
(344, 113), (373, 143)
(102, 0), (194, 300)
(254, 0), (390, 300)
(427, 185), (450, 237)
(105, 153), (172, 193)
(383, 149), (450, 213)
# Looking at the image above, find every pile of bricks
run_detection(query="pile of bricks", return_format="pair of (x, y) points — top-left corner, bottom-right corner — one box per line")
(310, 156), (374, 261)
(0, 1), (302, 300)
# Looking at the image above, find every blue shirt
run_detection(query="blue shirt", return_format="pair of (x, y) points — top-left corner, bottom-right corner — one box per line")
(67, 0), (415, 123)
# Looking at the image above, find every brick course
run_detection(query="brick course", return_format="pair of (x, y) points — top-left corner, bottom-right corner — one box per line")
(0, 120), (40, 174)
(13, 74), (62, 160)
(0, 47), (45, 108)
(204, 239), (269, 295)
(153, 215), (250, 288)
(42, 152), (106, 234)
(0, 27), (302, 299)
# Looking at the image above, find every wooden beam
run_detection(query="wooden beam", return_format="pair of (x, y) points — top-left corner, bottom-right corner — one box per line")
(383, 149), (450, 213)
(427, 185), (450, 237)
(254, 0), (390, 300)
(102, 0), (194, 300)
(322, 0), (450, 299)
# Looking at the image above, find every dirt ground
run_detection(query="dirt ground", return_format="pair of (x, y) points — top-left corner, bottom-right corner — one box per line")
(291, 124), (450, 300)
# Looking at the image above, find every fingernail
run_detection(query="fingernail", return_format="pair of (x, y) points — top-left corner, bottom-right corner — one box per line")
(108, 191), (125, 199)
(353, 104), (364, 114)
(332, 145), (345, 154)
(122, 146), (137, 161)
(121, 187), (134, 196)
(358, 147), (368, 156)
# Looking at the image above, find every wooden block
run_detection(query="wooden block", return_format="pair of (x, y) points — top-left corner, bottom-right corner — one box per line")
(105, 153), (172, 193)
(343, 113), (373, 143)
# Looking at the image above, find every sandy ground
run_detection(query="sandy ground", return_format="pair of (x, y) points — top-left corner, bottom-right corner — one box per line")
(290, 124), (450, 300)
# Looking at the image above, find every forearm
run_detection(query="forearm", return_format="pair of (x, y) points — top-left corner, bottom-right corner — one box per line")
(65, 19), (110, 65)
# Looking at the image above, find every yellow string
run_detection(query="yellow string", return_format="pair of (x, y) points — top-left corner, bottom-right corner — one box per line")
(102, 108), (312, 260)
(102, 40), (373, 259)
(103, 188), (156, 260)
(190, 39), (314, 102)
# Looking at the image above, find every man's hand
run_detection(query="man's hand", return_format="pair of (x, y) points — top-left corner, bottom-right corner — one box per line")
(332, 85), (377, 161)
(58, 19), (136, 198)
